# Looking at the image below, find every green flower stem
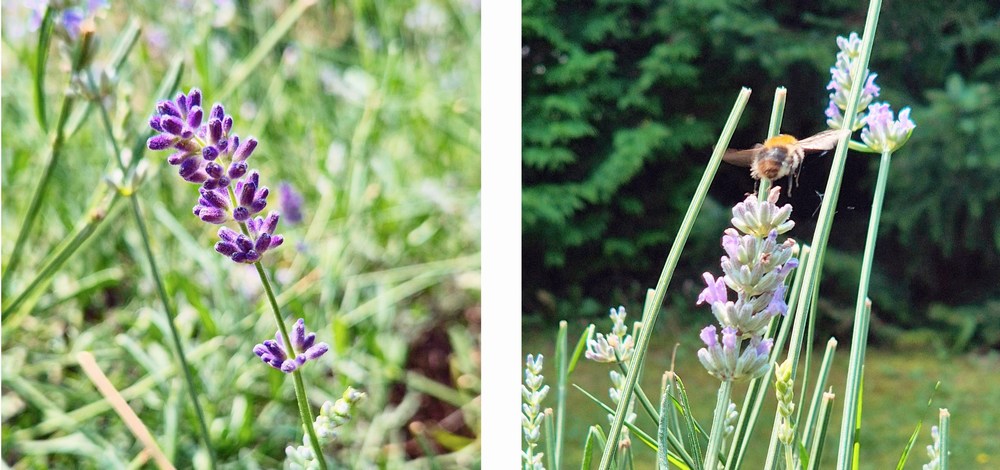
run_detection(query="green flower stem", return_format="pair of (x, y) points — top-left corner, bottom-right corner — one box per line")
(597, 87), (751, 470)
(836, 150), (892, 468)
(938, 409), (950, 470)
(33, 7), (54, 131)
(704, 380), (733, 470)
(758, 87), (787, 199)
(253, 261), (327, 469)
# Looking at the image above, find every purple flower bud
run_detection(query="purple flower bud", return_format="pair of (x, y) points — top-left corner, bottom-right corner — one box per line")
(234, 138), (258, 162)
(697, 273), (728, 305)
(262, 212), (280, 234)
(232, 252), (247, 263)
(179, 159), (207, 182)
(149, 115), (163, 132)
(216, 241), (238, 256)
(202, 146), (219, 161)
(244, 250), (261, 263)
(255, 233), (271, 252)
(250, 198), (267, 214)
(211, 104), (225, 121)
(700, 325), (718, 348)
(291, 319), (306, 349)
(205, 162), (224, 179)
(279, 183), (304, 224)
(203, 179), (219, 190)
(223, 116), (233, 134)
(228, 161), (248, 179)
(199, 188), (229, 209)
(722, 326), (738, 350)
(233, 207), (250, 222)
(187, 106), (203, 129)
(175, 92), (189, 115)
(173, 139), (200, 153)
(236, 235), (254, 252)
(147, 134), (175, 150)
(280, 361), (298, 373)
(188, 88), (202, 108)
(167, 152), (190, 165)
(218, 227), (239, 242)
(269, 235), (284, 248)
(157, 100), (181, 117)
(197, 207), (227, 224)
(209, 119), (223, 144)
(304, 343), (329, 360)
(217, 176), (230, 188)
(238, 178), (257, 206)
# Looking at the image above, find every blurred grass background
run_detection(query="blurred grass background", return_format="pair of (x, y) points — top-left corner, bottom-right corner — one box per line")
(2, 0), (480, 468)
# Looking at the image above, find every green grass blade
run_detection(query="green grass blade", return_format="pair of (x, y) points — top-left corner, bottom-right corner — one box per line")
(582, 425), (609, 470)
(938, 409), (950, 470)
(894, 382), (941, 470)
(569, 325), (596, 375)
(555, 321), (570, 469)
(658, 373), (673, 470)
(802, 338), (838, 450)
(33, 6), (55, 131)
(598, 87), (752, 470)
(806, 391), (836, 470)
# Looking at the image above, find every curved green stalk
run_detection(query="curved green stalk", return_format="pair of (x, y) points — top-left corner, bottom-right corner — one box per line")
(597, 87), (752, 470)
(836, 150), (892, 468)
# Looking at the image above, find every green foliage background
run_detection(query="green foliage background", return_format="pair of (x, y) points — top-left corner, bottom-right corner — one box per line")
(522, 0), (1000, 349)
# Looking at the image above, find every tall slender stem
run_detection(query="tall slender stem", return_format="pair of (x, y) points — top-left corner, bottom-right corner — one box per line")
(253, 261), (326, 468)
(704, 380), (733, 470)
(597, 88), (752, 470)
(836, 150), (892, 468)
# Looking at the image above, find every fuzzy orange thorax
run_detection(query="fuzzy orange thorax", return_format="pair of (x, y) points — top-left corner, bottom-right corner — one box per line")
(763, 134), (799, 147)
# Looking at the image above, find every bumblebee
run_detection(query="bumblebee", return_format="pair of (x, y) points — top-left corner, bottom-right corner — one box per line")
(723, 129), (849, 182)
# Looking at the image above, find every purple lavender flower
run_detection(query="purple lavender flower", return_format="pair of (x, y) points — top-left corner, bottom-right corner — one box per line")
(860, 103), (915, 153)
(279, 182), (304, 224)
(826, 32), (881, 130)
(253, 318), (329, 373)
(147, 88), (283, 264)
(697, 325), (773, 382)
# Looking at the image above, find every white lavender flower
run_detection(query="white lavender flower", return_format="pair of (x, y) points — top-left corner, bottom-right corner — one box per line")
(922, 426), (941, 470)
(826, 32), (881, 130)
(697, 325), (772, 382)
(860, 103), (916, 153)
(522, 354), (549, 470)
(607, 370), (637, 443)
(585, 306), (637, 363)
(313, 387), (366, 441)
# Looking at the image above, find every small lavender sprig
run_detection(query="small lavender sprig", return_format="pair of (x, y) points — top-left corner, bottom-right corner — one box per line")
(147, 88), (327, 467)
(253, 318), (330, 373)
(522, 354), (549, 470)
(285, 387), (366, 469)
(860, 102), (916, 153)
(585, 306), (636, 363)
(922, 425), (941, 470)
(826, 32), (881, 131)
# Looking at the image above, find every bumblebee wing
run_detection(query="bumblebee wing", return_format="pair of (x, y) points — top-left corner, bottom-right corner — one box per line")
(722, 144), (762, 167)
(798, 129), (850, 153)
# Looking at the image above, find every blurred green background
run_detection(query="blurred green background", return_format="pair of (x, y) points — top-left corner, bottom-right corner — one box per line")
(2, 0), (480, 468)
(522, 0), (999, 467)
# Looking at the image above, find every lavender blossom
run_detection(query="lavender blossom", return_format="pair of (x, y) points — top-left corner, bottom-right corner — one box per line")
(697, 325), (772, 382)
(826, 32), (881, 130)
(860, 103), (916, 153)
(696, 187), (798, 381)
(26, 0), (107, 40)
(147, 88), (283, 264)
(522, 354), (548, 470)
(279, 182), (305, 224)
(253, 318), (329, 373)
(585, 306), (636, 363)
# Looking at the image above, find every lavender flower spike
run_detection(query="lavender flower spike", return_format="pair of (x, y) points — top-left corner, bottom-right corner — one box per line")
(826, 32), (881, 130)
(860, 103), (916, 153)
(253, 318), (329, 373)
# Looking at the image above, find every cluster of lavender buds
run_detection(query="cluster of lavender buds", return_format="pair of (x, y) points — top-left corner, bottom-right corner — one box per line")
(146, 88), (284, 264)
(253, 318), (330, 373)
(774, 358), (796, 446)
(607, 369), (637, 445)
(285, 387), (366, 469)
(696, 187), (799, 382)
(825, 32), (881, 131)
(522, 354), (549, 470)
(585, 306), (637, 363)
(860, 103), (916, 153)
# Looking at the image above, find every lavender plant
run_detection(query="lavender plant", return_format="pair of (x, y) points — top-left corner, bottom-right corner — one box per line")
(147, 88), (343, 467)
(522, 1), (945, 468)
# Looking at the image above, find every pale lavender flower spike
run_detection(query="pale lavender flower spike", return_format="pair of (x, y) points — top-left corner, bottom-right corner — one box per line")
(253, 318), (329, 373)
